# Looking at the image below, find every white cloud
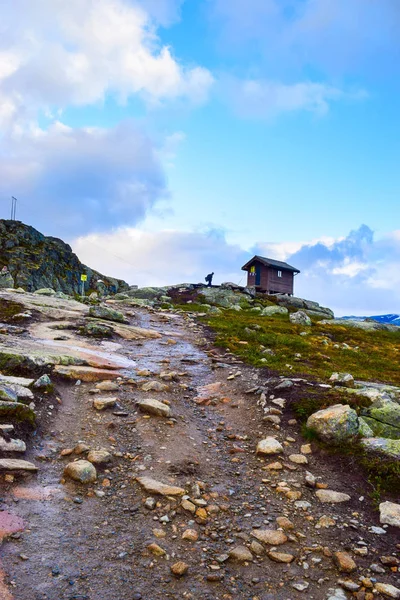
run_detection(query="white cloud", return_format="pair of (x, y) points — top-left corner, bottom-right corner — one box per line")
(72, 227), (248, 286)
(0, 120), (168, 236)
(229, 79), (344, 117)
(0, 0), (213, 129)
(210, 0), (400, 78)
(332, 259), (370, 277)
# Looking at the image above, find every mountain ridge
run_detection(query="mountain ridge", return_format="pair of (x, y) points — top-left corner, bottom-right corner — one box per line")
(0, 219), (129, 295)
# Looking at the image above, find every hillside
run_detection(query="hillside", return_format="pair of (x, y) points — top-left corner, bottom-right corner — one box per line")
(0, 219), (129, 295)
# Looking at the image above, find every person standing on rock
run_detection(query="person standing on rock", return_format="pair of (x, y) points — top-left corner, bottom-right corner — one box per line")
(205, 272), (214, 287)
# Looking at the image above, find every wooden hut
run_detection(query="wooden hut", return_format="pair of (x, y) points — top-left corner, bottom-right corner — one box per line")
(241, 255), (300, 295)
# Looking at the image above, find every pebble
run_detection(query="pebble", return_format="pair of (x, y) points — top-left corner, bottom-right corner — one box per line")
(374, 583), (400, 599)
(333, 551), (357, 573)
(182, 529), (198, 541)
(292, 581), (309, 592)
(170, 561), (189, 576)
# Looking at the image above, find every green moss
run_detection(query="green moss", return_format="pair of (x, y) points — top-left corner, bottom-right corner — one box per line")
(0, 299), (24, 322)
(200, 309), (400, 385)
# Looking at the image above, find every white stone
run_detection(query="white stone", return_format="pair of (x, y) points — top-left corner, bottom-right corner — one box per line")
(379, 501), (400, 528)
(256, 437), (283, 455)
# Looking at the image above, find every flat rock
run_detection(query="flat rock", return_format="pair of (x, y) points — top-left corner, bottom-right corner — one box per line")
(93, 397), (118, 411)
(379, 501), (400, 528)
(96, 381), (119, 391)
(229, 545), (253, 562)
(316, 489), (350, 503)
(0, 438), (26, 453)
(87, 450), (112, 465)
(0, 375), (34, 388)
(267, 551), (294, 563)
(54, 365), (122, 382)
(136, 476), (185, 496)
(256, 437), (283, 455)
(251, 529), (288, 545)
(0, 459), (38, 472)
(64, 460), (97, 484)
(289, 454), (308, 465)
(137, 398), (171, 418)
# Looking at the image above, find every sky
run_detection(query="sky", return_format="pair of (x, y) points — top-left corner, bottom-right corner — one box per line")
(0, 0), (399, 316)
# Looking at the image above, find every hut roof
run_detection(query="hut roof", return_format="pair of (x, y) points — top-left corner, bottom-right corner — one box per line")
(241, 255), (300, 274)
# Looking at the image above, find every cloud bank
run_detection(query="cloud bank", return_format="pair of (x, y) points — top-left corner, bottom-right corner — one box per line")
(72, 224), (400, 316)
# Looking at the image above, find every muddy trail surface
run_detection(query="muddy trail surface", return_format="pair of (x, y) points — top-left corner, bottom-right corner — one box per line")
(0, 299), (399, 600)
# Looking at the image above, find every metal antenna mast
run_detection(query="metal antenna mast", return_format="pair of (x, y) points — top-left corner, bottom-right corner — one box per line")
(11, 197), (17, 220)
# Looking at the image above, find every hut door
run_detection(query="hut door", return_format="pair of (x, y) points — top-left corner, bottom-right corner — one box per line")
(255, 265), (261, 286)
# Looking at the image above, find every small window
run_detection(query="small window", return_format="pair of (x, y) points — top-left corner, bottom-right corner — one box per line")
(277, 270), (282, 278)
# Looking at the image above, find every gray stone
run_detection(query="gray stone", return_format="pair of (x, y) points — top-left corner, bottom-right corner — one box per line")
(306, 404), (359, 443)
(289, 311), (312, 326)
(33, 374), (52, 389)
(361, 437), (400, 460)
(379, 501), (400, 528)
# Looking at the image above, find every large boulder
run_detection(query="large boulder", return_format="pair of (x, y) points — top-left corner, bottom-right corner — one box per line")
(306, 404), (359, 443)
(289, 311), (312, 326)
(320, 318), (398, 332)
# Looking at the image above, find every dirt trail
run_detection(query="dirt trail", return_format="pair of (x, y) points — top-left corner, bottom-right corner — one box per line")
(0, 306), (399, 600)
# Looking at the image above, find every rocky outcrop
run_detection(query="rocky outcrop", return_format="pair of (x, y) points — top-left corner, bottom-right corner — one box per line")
(0, 220), (128, 295)
(320, 318), (399, 332)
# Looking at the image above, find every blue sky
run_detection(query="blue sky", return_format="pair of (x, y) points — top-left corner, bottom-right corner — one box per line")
(0, 0), (399, 315)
